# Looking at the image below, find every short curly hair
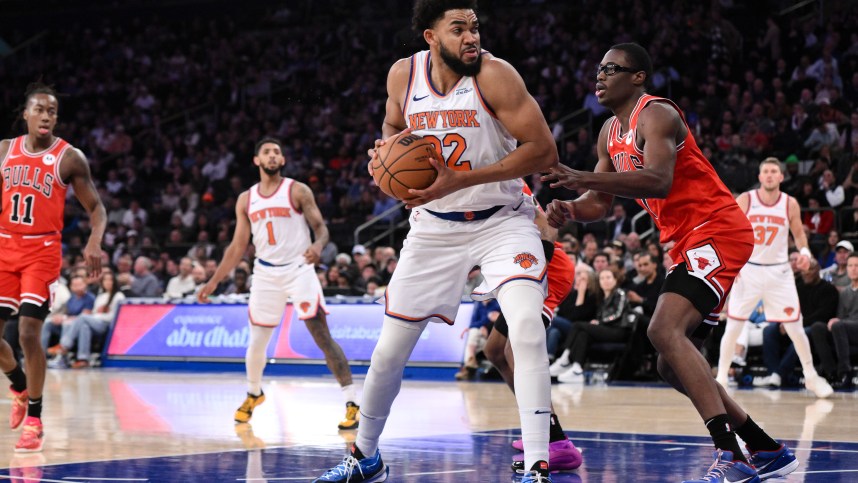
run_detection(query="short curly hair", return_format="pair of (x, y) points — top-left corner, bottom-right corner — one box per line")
(412, 0), (478, 34)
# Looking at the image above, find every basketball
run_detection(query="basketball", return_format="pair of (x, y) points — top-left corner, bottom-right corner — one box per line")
(371, 132), (440, 201)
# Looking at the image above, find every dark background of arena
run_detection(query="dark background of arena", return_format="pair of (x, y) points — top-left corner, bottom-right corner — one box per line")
(1, 0), (857, 298)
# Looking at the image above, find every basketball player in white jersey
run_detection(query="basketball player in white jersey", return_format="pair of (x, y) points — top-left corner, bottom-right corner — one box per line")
(198, 138), (360, 430)
(716, 157), (833, 398)
(315, 2), (558, 482)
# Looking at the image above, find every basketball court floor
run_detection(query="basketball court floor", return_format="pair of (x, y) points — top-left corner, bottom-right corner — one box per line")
(1, 369), (857, 482)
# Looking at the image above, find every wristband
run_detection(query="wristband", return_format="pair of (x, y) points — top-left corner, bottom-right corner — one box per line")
(800, 247), (812, 258)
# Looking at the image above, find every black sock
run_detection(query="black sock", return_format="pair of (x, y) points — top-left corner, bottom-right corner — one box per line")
(549, 413), (566, 442)
(27, 397), (42, 419)
(530, 460), (549, 475)
(352, 444), (366, 460)
(705, 414), (748, 464)
(4, 365), (27, 393)
(735, 415), (781, 453)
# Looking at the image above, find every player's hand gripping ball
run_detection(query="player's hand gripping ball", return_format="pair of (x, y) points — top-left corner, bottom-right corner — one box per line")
(371, 132), (440, 201)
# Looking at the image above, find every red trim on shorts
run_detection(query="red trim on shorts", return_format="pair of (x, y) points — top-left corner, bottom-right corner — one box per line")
(471, 263), (549, 297)
(383, 287), (454, 325)
(247, 308), (279, 327)
(763, 316), (802, 323)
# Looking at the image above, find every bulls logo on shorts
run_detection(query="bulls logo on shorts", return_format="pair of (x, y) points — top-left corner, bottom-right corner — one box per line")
(686, 244), (722, 277)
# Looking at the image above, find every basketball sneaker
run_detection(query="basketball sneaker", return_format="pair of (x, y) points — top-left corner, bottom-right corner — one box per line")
(804, 374), (833, 399)
(747, 444), (799, 480)
(681, 450), (760, 483)
(314, 445), (388, 482)
(14, 417), (44, 453)
(520, 461), (552, 482)
(234, 391), (265, 423)
(511, 438), (583, 472)
(9, 387), (28, 430)
(338, 402), (360, 430)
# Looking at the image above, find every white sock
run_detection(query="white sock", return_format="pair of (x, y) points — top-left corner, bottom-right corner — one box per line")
(355, 316), (427, 457)
(498, 283), (551, 469)
(341, 384), (358, 405)
(783, 320), (818, 377)
(246, 324), (274, 395)
(717, 318), (746, 381)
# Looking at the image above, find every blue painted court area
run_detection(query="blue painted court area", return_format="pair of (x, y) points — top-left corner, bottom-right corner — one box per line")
(3, 429), (857, 482)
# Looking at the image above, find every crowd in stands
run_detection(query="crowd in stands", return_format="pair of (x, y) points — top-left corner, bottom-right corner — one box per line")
(1, 0), (857, 379)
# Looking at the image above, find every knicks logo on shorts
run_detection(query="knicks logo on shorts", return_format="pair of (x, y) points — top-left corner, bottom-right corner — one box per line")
(514, 252), (539, 269)
(784, 307), (795, 316)
(300, 301), (311, 313)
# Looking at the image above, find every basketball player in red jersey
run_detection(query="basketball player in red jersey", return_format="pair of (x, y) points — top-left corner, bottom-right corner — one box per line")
(483, 185), (582, 474)
(543, 44), (797, 482)
(0, 83), (106, 453)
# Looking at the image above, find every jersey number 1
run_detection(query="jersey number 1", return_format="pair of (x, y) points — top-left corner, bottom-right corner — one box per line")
(265, 221), (276, 245)
(9, 193), (35, 225)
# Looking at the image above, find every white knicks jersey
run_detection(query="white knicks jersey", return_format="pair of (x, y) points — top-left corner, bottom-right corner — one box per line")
(247, 178), (311, 266)
(402, 50), (522, 212)
(745, 190), (791, 264)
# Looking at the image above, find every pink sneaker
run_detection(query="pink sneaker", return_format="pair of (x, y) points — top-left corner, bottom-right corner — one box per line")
(512, 438), (524, 451)
(15, 417), (44, 453)
(512, 438), (583, 472)
(9, 387), (28, 430)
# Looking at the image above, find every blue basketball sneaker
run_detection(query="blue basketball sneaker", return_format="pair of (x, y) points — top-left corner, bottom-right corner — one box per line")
(682, 450), (760, 483)
(520, 461), (553, 482)
(313, 445), (389, 482)
(747, 444), (799, 480)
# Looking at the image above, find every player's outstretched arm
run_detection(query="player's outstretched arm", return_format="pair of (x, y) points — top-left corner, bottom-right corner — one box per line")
(65, 148), (107, 278)
(545, 103), (679, 200)
(292, 182), (329, 265)
(406, 57), (558, 206)
(197, 192), (251, 303)
(544, 119), (615, 228)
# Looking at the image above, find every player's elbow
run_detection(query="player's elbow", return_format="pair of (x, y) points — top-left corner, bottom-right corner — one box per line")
(651, 174), (673, 199)
(534, 140), (559, 171)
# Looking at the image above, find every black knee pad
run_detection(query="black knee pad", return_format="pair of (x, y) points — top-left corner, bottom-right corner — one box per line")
(0, 306), (14, 321)
(19, 301), (49, 321)
(661, 262), (719, 318)
(494, 312), (509, 338)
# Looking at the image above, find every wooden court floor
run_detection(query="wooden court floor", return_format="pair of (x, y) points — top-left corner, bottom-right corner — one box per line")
(1, 369), (857, 481)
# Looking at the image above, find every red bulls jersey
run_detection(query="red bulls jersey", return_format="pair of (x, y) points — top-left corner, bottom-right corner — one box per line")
(0, 135), (70, 235)
(606, 95), (742, 245)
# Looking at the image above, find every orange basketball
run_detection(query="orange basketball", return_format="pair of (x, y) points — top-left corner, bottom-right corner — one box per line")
(371, 132), (440, 201)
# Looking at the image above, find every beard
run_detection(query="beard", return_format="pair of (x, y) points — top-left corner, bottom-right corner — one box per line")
(261, 165), (281, 176)
(439, 42), (482, 77)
